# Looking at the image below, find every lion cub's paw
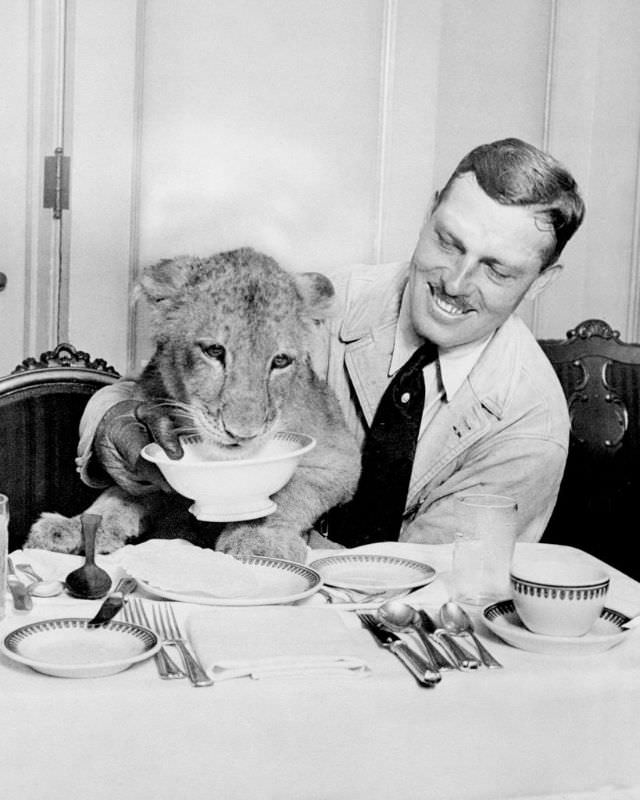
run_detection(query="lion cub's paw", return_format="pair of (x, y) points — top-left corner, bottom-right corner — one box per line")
(26, 507), (136, 554)
(26, 513), (83, 554)
(216, 526), (308, 563)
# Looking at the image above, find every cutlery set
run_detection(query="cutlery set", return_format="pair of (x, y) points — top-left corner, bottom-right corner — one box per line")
(358, 613), (441, 686)
(357, 602), (502, 686)
(123, 598), (186, 680)
(122, 598), (213, 686)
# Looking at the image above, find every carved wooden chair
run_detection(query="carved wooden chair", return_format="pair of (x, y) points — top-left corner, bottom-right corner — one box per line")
(0, 343), (120, 551)
(539, 320), (640, 579)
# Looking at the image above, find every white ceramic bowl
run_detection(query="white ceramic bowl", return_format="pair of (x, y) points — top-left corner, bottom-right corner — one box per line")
(510, 551), (609, 637)
(141, 431), (316, 522)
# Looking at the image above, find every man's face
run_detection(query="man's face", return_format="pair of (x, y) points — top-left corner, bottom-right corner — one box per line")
(408, 173), (559, 350)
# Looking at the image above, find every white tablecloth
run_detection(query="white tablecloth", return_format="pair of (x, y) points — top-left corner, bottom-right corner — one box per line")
(2, 542), (640, 800)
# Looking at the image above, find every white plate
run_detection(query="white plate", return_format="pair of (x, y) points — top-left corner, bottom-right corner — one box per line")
(308, 554), (436, 593)
(482, 600), (630, 656)
(1, 618), (161, 678)
(135, 556), (322, 606)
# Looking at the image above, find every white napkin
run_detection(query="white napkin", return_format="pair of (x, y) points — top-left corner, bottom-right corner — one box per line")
(187, 607), (370, 682)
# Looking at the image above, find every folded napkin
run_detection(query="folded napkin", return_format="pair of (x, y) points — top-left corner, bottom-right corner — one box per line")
(187, 607), (370, 682)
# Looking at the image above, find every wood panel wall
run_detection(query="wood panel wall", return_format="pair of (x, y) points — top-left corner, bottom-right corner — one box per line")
(2, 0), (639, 375)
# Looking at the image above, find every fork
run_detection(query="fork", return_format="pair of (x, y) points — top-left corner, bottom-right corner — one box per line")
(123, 598), (186, 680)
(318, 587), (410, 605)
(154, 603), (214, 687)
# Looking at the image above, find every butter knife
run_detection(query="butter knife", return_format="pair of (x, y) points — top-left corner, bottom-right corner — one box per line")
(87, 577), (138, 627)
(357, 612), (440, 687)
(7, 557), (33, 611)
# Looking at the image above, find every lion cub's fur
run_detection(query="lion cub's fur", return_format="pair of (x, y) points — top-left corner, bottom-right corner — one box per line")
(27, 248), (360, 562)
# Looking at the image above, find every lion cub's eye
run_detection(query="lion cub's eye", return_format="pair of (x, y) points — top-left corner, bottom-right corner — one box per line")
(271, 353), (293, 370)
(199, 343), (226, 363)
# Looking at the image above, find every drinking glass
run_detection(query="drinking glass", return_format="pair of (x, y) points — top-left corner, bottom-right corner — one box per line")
(450, 493), (518, 606)
(0, 494), (8, 620)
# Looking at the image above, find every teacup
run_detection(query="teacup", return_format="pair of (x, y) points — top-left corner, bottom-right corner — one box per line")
(510, 551), (609, 637)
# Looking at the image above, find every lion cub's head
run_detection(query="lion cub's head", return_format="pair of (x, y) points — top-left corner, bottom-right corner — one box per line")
(137, 247), (335, 458)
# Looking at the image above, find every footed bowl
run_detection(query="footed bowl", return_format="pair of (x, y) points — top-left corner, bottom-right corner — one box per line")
(141, 431), (316, 522)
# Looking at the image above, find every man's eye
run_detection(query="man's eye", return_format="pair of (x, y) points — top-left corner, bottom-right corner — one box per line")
(271, 353), (293, 369)
(199, 343), (226, 362)
(487, 264), (511, 281)
(437, 233), (459, 253)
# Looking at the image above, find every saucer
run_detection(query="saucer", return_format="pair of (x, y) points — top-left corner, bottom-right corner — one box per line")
(482, 599), (630, 655)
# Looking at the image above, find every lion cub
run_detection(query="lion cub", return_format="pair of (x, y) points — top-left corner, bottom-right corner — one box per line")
(27, 248), (360, 562)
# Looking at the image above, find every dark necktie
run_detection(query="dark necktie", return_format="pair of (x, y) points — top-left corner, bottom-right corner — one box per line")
(331, 340), (438, 546)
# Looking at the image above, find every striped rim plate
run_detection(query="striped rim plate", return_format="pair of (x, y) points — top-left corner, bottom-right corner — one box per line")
(1, 618), (160, 678)
(308, 554), (436, 592)
(137, 556), (322, 606)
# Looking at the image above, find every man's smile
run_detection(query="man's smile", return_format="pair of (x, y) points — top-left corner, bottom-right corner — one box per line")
(430, 284), (472, 317)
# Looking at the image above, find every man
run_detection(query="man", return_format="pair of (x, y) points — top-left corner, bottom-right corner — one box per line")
(77, 137), (584, 546)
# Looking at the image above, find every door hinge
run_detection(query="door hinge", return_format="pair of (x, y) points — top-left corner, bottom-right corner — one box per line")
(43, 146), (70, 219)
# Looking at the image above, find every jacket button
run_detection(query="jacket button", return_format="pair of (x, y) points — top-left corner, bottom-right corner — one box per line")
(400, 392), (411, 404)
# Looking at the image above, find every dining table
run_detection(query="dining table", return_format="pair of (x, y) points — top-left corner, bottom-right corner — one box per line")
(1, 539), (640, 800)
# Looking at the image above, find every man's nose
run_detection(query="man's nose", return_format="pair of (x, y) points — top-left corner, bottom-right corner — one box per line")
(442, 255), (477, 295)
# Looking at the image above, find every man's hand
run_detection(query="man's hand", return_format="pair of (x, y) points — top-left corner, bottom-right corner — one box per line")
(135, 402), (184, 460)
(93, 400), (183, 494)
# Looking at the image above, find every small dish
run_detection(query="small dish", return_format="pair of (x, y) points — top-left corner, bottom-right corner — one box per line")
(482, 600), (630, 656)
(1, 618), (161, 678)
(308, 554), (436, 593)
(135, 556), (322, 606)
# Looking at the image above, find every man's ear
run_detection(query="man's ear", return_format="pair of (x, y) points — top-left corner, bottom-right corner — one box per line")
(524, 262), (563, 301)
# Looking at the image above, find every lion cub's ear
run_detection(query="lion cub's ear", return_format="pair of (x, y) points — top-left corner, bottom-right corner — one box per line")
(135, 256), (200, 303)
(294, 272), (336, 321)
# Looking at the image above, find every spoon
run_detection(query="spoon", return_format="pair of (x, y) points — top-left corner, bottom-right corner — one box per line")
(377, 603), (442, 681)
(420, 608), (480, 670)
(15, 563), (65, 597)
(378, 600), (453, 672)
(439, 601), (503, 669)
(65, 514), (112, 599)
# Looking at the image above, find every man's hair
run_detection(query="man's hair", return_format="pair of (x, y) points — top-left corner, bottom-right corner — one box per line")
(435, 137), (585, 268)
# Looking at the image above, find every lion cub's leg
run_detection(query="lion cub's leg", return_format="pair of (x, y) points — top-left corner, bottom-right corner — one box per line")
(215, 522), (308, 563)
(25, 486), (158, 554)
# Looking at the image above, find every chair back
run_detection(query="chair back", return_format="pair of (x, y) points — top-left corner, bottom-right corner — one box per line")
(539, 319), (640, 579)
(0, 343), (120, 550)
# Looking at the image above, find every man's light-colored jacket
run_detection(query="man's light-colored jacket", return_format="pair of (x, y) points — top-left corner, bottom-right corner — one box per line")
(77, 259), (570, 545)
(314, 261), (570, 543)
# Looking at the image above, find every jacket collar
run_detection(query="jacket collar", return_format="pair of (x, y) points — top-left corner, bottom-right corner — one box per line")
(338, 262), (521, 424)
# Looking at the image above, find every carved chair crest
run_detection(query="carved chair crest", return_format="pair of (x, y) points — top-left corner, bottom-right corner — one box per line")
(11, 342), (119, 378)
(539, 319), (640, 454)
